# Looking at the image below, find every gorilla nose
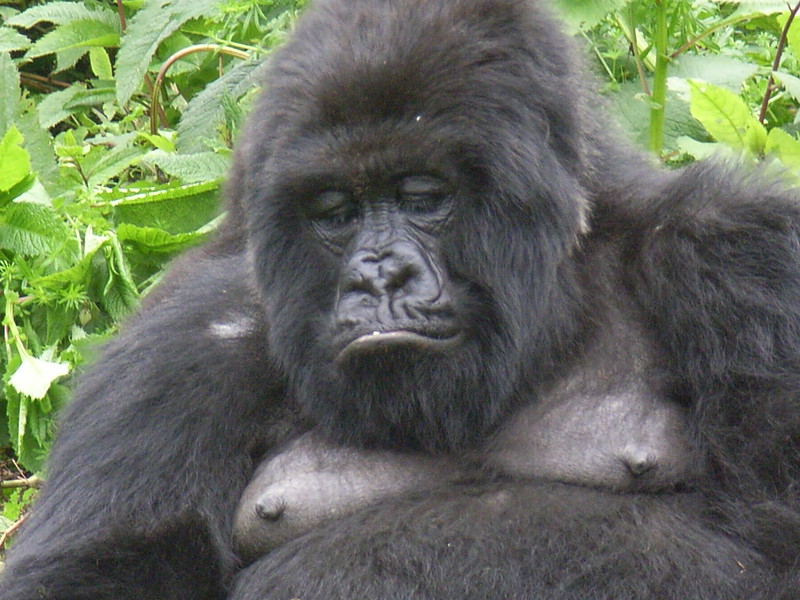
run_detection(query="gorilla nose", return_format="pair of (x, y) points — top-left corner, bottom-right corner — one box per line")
(343, 249), (422, 297)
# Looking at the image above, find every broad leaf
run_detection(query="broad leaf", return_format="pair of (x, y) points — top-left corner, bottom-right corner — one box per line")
(0, 126), (31, 192)
(25, 20), (120, 60)
(0, 27), (30, 53)
(0, 52), (20, 135)
(6, 2), (118, 28)
(115, 0), (221, 105)
(688, 80), (766, 154)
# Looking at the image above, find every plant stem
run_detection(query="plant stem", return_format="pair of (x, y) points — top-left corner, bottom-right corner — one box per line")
(150, 45), (249, 135)
(649, 0), (669, 155)
(758, 0), (800, 124)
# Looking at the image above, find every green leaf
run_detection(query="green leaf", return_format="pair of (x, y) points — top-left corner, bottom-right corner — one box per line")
(86, 144), (145, 189)
(670, 55), (759, 93)
(6, 2), (118, 28)
(551, 0), (626, 32)
(15, 110), (59, 196)
(36, 83), (86, 128)
(687, 79), (766, 154)
(0, 202), (72, 256)
(109, 181), (221, 235)
(100, 180), (221, 206)
(64, 86), (118, 111)
(675, 136), (730, 161)
(0, 52), (20, 136)
(0, 126), (31, 192)
(777, 13), (800, 56)
(177, 59), (265, 152)
(765, 128), (800, 168)
(609, 82), (706, 153)
(115, 0), (221, 105)
(0, 27), (30, 53)
(102, 235), (139, 319)
(117, 223), (207, 253)
(772, 72), (800, 105)
(143, 150), (229, 183)
(89, 47), (113, 80)
(9, 352), (69, 400)
(25, 20), (120, 60)
(731, 1), (788, 18)
(32, 236), (107, 288)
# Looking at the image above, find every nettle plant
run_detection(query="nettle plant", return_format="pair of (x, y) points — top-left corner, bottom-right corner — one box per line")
(1, 0), (800, 525)
(0, 0), (306, 478)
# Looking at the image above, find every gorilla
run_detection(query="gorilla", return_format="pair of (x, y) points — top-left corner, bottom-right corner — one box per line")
(3, 0), (800, 598)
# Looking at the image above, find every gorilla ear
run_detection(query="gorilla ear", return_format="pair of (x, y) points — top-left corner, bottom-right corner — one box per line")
(490, 131), (591, 246)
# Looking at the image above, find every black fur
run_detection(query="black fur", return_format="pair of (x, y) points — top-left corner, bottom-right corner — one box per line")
(3, 0), (800, 598)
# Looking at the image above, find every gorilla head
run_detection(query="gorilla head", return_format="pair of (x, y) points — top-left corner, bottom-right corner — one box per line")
(239, 0), (592, 451)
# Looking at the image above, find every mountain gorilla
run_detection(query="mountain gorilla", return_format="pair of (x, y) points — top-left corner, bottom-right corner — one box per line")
(3, 0), (800, 598)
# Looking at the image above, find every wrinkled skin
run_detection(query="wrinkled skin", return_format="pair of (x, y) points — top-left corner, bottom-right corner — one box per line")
(3, 1), (800, 599)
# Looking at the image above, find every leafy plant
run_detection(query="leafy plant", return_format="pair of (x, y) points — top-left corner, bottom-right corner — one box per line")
(0, 0), (306, 477)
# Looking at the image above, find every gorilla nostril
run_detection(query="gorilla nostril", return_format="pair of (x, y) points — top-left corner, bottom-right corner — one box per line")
(255, 497), (286, 521)
(386, 263), (420, 293)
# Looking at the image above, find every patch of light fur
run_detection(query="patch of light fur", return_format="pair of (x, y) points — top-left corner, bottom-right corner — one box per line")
(208, 316), (257, 340)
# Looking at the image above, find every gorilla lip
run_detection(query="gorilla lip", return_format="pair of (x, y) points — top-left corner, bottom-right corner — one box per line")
(335, 330), (464, 365)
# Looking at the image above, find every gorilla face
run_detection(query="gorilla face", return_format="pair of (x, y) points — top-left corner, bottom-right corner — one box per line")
(243, 0), (592, 451)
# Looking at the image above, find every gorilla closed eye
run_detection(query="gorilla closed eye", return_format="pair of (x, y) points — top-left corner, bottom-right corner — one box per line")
(307, 190), (357, 226)
(397, 175), (451, 214)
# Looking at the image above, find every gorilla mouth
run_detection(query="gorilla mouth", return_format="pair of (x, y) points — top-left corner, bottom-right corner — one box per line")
(335, 329), (464, 365)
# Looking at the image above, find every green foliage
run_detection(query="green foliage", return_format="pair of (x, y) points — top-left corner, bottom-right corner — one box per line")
(563, 0), (800, 168)
(0, 0), (306, 478)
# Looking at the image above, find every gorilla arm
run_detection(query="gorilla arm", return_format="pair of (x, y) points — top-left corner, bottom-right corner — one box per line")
(0, 247), (291, 600)
(625, 164), (800, 567)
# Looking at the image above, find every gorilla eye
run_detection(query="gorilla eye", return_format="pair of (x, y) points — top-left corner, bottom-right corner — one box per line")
(397, 176), (450, 214)
(308, 190), (357, 227)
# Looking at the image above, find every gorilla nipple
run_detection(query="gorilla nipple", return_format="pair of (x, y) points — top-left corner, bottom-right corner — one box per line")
(620, 445), (658, 477)
(255, 495), (286, 521)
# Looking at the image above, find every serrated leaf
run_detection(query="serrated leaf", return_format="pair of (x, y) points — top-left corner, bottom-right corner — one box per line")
(687, 79), (766, 154)
(0, 26), (30, 53)
(9, 353), (69, 400)
(115, 0), (221, 105)
(117, 223), (207, 253)
(15, 110), (59, 195)
(0, 202), (71, 256)
(772, 72), (800, 104)
(7, 2), (118, 28)
(32, 236), (107, 287)
(25, 20), (120, 60)
(143, 149), (229, 183)
(177, 59), (265, 152)
(64, 86), (117, 110)
(36, 83), (85, 128)
(86, 144), (145, 189)
(0, 126), (31, 192)
(100, 180), (221, 206)
(0, 51), (20, 135)
(102, 235), (139, 319)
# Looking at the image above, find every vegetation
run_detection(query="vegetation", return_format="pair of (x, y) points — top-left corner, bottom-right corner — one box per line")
(2, 0), (800, 554)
